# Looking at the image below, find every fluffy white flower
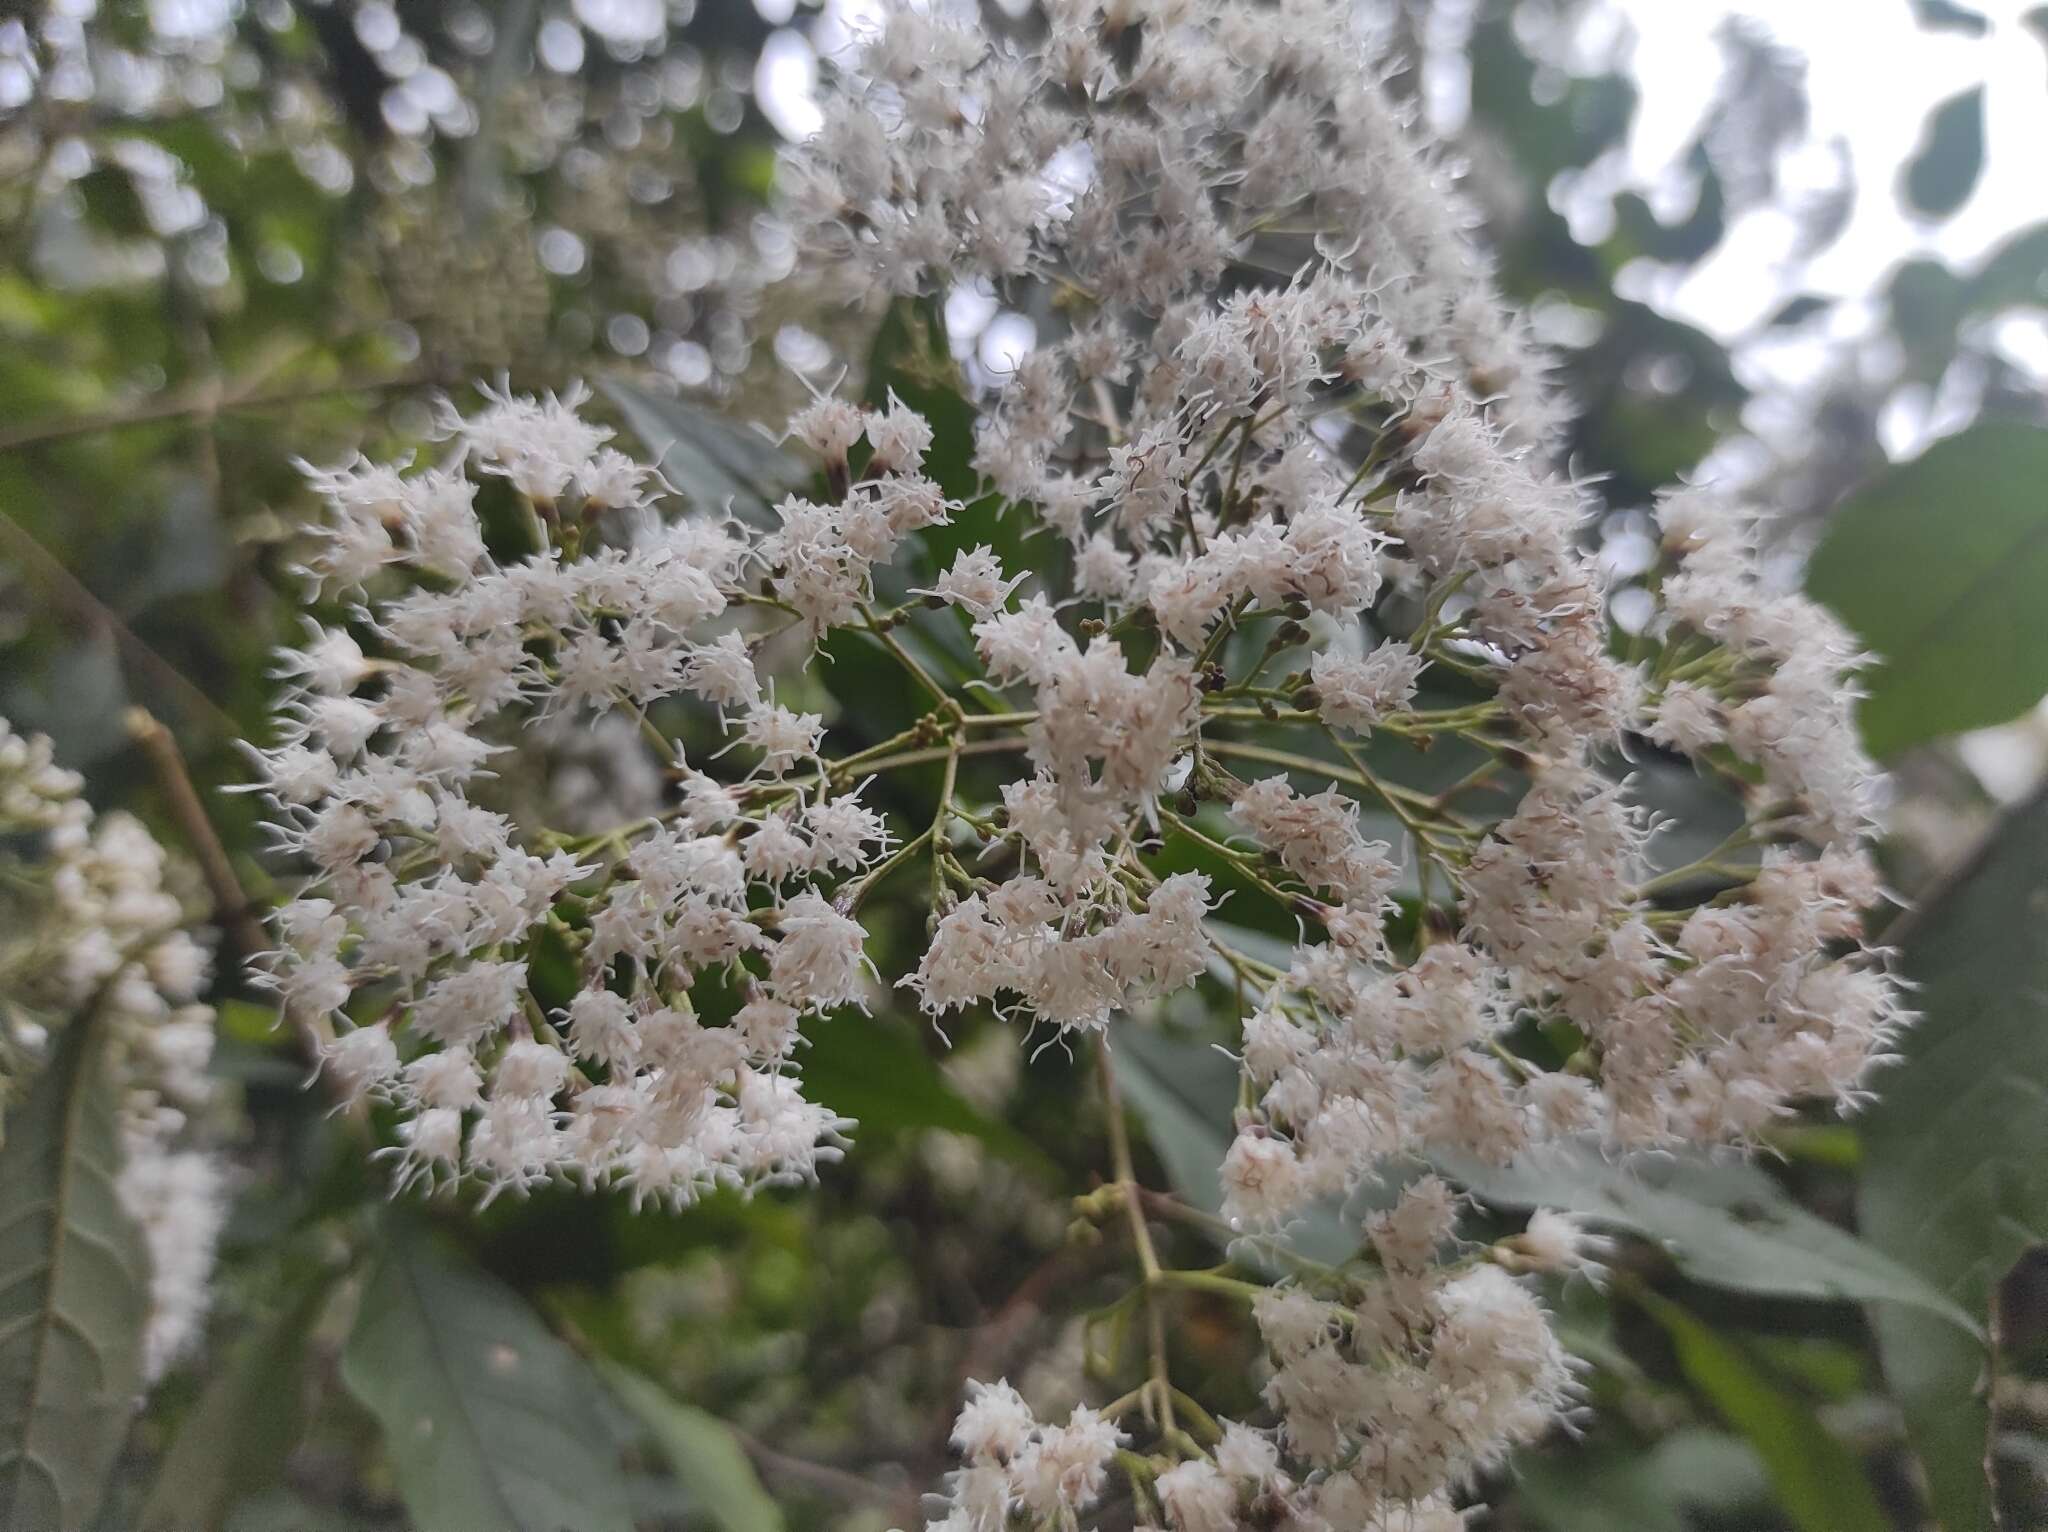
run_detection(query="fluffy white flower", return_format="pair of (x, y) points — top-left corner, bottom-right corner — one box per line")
(1502, 1208), (1612, 1275)
(1311, 642), (1426, 733)
(922, 545), (1026, 619)
(249, 0), (1899, 1511)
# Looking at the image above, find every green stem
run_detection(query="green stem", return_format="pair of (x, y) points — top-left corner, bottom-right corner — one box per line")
(858, 602), (964, 718)
(844, 826), (934, 913)
(1100, 1043), (1176, 1437)
(1153, 1268), (1267, 1302)
(1159, 809), (1305, 911)
(1201, 737), (1450, 817)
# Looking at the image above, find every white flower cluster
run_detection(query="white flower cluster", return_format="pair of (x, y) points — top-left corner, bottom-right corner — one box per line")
(259, 387), (926, 1210)
(936, 1380), (1129, 1529)
(774, 0), (1901, 1523)
(252, 0), (1902, 1516)
(1651, 486), (1882, 846)
(1252, 1179), (1577, 1516)
(0, 719), (225, 1383)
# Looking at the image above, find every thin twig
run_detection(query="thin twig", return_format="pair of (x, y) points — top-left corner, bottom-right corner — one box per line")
(729, 1426), (911, 1516)
(126, 707), (266, 962)
(1099, 1042), (1177, 1437)
(126, 707), (364, 1121)
(0, 368), (447, 455)
(0, 507), (239, 736)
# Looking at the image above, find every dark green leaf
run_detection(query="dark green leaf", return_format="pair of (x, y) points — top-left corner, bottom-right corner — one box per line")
(339, 1222), (634, 1532)
(1634, 758), (1750, 879)
(799, 1011), (1051, 1176)
(1109, 1024), (1237, 1216)
(1901, 87), (1986, 219)
(1859, 782), (2048, 1530)
(1442, 1142), (1977, 1332)
(1636, 1291), (1889, 1532)
(598, 377), (805, 525)
(1806, 423), (2048, 755)
(0, 1006), (151, 1532)
(1768, 294), (1834, 328)
(863, 296), (978, 509)
(597, 1362), (784, 1532)
(1962, 221), (2048, 320)
(1201, 917), (1303, 977)
(1611, 154), (1726, 267)
(140, 1259), (342, 1532)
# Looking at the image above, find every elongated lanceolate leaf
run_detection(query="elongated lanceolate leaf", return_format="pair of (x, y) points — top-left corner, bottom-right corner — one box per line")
(1113, 1025), (1361, 1269)
(140, 1260), (341, 1532)
(1858, 782), (2048, 1530)
(599, 1361), (784, 1532)
(340, 1222), (634, 1532)
(0, 1008), (150, 1532)
(1637, 1292), (1889, 1532)
(1442, 1142), (1978, 1333)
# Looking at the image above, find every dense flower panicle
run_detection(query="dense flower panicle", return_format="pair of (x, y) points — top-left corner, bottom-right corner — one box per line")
(769, 0), (1904, 1521)
(255, 393), (922, 1209)
(250, 0), (1900, 1517)
(0, 719), (226, 1383)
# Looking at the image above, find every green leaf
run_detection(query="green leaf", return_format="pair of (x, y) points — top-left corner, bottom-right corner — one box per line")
(1440, 1142), (1978, 1333)
(859, 296), (1024, 675)
(339, 1222), (634, 1532)
(597, 1362), (783, 1532)
(799, 1011), (1051, 1177)
(1112, 1025), (1359, 1268)
(140, 1259), (343, 1532)
(1806, 423), (2048, 755)
(1900, 87), (1986, 219)
(1110, 1024), (1236, 1213)
(0, 1005), (151, 1532)
(598, 377), (806, 525)
(1636, 1292), (1889, 1532)
(1200, 917), (1303, 976)
(1858, 781), (2048, 1530)
(1515, 1428), (1768, 1532)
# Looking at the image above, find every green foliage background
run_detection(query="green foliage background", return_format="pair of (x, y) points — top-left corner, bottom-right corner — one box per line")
(4, 2), (2048, 1528)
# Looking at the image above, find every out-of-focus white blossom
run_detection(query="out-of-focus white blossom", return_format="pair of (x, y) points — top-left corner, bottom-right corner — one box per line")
(0, 718), (226, 1385)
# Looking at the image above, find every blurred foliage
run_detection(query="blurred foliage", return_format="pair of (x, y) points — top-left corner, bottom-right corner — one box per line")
(3, 0), (2048, 1529)
(0, 0), (814, 826)
(1901, 87), (1987, 219)
(1860, 778), (2048, 1532)
(0, 995), (151, 1530)
(1807, 422), (2048, 755)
